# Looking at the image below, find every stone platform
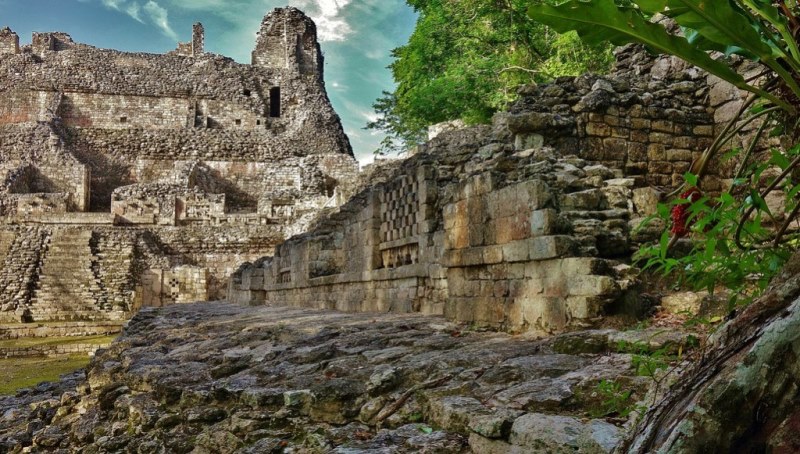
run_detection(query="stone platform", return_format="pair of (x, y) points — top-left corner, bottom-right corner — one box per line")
(0, 302), (695, 452)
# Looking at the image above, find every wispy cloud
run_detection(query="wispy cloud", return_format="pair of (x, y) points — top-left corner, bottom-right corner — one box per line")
(125, 2), (144, 23)
(97, 0), (176, 39)
(101, 0), (125, 10)
(143, 1), (177, 40)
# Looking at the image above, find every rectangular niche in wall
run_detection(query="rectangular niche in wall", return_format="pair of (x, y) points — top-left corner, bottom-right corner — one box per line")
(270, 87), (281, 118)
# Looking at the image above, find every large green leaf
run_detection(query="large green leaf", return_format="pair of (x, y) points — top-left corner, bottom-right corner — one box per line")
(639, 0), (775, 60)
(738, 0), (800, 64)
(528, 0), (794, 112)
(528, 1), (746, 84)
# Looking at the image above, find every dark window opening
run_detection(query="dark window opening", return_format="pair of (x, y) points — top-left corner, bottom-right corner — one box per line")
(269, 87), (281, 118)
(119, 116), (127, 123)
(235, 119), (242, 126)
(243, 89), (251, 96)
(256, 119), (261, 126)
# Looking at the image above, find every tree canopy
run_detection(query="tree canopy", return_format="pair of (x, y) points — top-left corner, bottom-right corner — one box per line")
(367, 0), (614, 154)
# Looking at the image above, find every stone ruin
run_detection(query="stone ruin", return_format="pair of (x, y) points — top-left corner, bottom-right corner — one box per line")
(0, 7), (357, 324)
(230, 44), (755, 335)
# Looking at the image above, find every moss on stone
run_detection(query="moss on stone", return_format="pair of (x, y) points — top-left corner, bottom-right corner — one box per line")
(0, 334), (116, 349)
(0, 355), (88, 395)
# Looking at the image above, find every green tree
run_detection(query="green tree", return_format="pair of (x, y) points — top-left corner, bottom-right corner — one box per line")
(367, 0), (614, 154)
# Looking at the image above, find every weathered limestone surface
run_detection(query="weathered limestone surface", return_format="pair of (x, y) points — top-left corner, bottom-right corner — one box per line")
(0, 7), (357, 323)
(0, 302), (688, 453)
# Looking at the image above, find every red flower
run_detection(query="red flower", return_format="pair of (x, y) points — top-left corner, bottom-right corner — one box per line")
(671, 188), (702, 237)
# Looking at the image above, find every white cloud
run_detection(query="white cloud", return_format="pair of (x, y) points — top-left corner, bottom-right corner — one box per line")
(143, 1), (178, 40)
(288, 0), (354, 42)
(125, 2), (144, 23)
(101, 0), (125, 10)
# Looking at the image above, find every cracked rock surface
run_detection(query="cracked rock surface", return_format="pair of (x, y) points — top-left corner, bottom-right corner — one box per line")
(0, 303), (668, 453)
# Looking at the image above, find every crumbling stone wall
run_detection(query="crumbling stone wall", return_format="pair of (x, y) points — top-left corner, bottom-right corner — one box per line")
(0, 7), (357, 323)
(498, 46), (717, 190)
(231, 135), (642, 334)
(0, 27), (19, 55)
(230, 45), (750, 335)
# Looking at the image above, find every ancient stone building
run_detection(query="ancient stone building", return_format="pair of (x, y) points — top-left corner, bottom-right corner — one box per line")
(0, 7), (357, 323)
(230, 45), (751, 335)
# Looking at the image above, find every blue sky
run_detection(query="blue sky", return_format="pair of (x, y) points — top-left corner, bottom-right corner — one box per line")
(0, 0), (417, 164)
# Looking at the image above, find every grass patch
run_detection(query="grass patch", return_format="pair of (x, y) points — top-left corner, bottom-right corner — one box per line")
(0, 355), (89, 395)
(0, 335), (116, 349)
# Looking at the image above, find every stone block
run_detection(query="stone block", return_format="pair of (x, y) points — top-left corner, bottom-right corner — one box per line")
(514, 133), (544, 150)
(482, 220), (498, 245)
(469, 224), (485, 247)
(517, 296), (568, 333)
(631, 118), (651, 129)
(651, 119), (674, 133)
(568, 275), (619, 297)
(502, 240), (530, 263)
(474, 297), (506, 324)
(429, 396), (492, 433)
(708, 75), (740, 106)
(483, 245), (503, 265)
(516, 180), (552, 211)
(566, 296), (605, 319)
(473, 172), (497, 195)
(648, 132), (673, 145)
(628, 141), (647, 161)
(610, 127), (629, 139)
(693, 124), (714, 136)
(632, 187), (661, 216)
(673, 136), (696, 149)
(495, 217), (515, 245)
(507, 112), (553, 132)
(445, 224), (469, 250)
(661, 291), (706, 315)
(443, 203), (458, 230)
(467, 196), (488, 224)
(468, 433), (514, 454)
(602, 138), (627, 160)
(462, 247), (485, 267)
(715, 99), (745, 124)
(666, 148), (692, 162)
(492, 187), (519, 219)
(647, 143), (665, 161)
(648, 161), (672, 175)
(560, 189), (605, 210)
(529, 236), (575, 261)
(445, 297), (476, 323)
(603, 115), (621, 127)
(508, 413), (620, 452)
(585, 122), (610, 137)
(530, 209), (557, 236)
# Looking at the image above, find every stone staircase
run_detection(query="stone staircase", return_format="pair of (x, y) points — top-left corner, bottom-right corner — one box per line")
(0, 228), (48, 322)
(29, 229), (108, 321)
(93, 232), (136, 313)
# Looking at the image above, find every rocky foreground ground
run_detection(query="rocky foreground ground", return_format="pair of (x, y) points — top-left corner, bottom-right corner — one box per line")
(0, 303), (694, 453)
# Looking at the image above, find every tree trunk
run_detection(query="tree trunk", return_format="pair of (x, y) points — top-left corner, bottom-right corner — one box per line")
(623, 253), (800, 452)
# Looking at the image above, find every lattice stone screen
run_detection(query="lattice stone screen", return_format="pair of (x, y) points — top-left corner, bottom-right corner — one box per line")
(376, 166), (436, 269)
